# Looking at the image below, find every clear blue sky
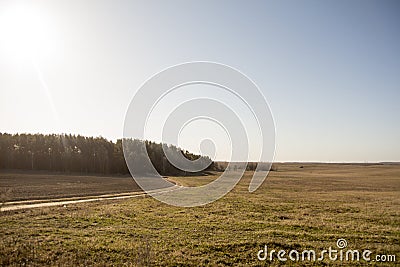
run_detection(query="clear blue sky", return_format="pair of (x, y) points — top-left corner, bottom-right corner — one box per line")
(0, 0), (399, 162)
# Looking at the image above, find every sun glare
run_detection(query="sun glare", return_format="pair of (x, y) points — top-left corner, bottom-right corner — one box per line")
(0, 3), (51, 62)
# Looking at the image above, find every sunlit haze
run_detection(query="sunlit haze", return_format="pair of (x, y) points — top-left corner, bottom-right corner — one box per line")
(0, 0), (399, 162)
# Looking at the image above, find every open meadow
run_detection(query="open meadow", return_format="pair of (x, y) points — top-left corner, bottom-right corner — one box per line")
(0, 163), (399, 266)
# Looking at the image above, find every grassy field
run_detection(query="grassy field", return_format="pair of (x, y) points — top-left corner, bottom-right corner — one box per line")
(0, 164), (399, 266)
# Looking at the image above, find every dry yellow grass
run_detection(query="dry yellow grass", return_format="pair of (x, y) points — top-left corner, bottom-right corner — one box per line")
(0, 163), (399, 266)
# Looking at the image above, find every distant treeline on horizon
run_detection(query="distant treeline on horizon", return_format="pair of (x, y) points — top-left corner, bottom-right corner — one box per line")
(0, 133), (217, 176)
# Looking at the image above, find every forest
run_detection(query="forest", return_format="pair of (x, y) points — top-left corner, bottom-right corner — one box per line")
(0, 133), (216, 176)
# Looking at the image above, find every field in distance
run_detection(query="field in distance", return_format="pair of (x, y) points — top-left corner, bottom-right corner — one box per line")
(0, 171), (141, 201)
(0, 163), (399, 266)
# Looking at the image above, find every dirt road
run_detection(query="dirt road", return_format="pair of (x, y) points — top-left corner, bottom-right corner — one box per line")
(1, 185), (180, 211)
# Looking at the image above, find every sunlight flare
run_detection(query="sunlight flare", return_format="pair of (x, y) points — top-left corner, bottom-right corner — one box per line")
(0, 3), (52, 62)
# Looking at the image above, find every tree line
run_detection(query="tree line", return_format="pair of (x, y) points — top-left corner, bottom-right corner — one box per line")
(0, 133), (215, 176)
